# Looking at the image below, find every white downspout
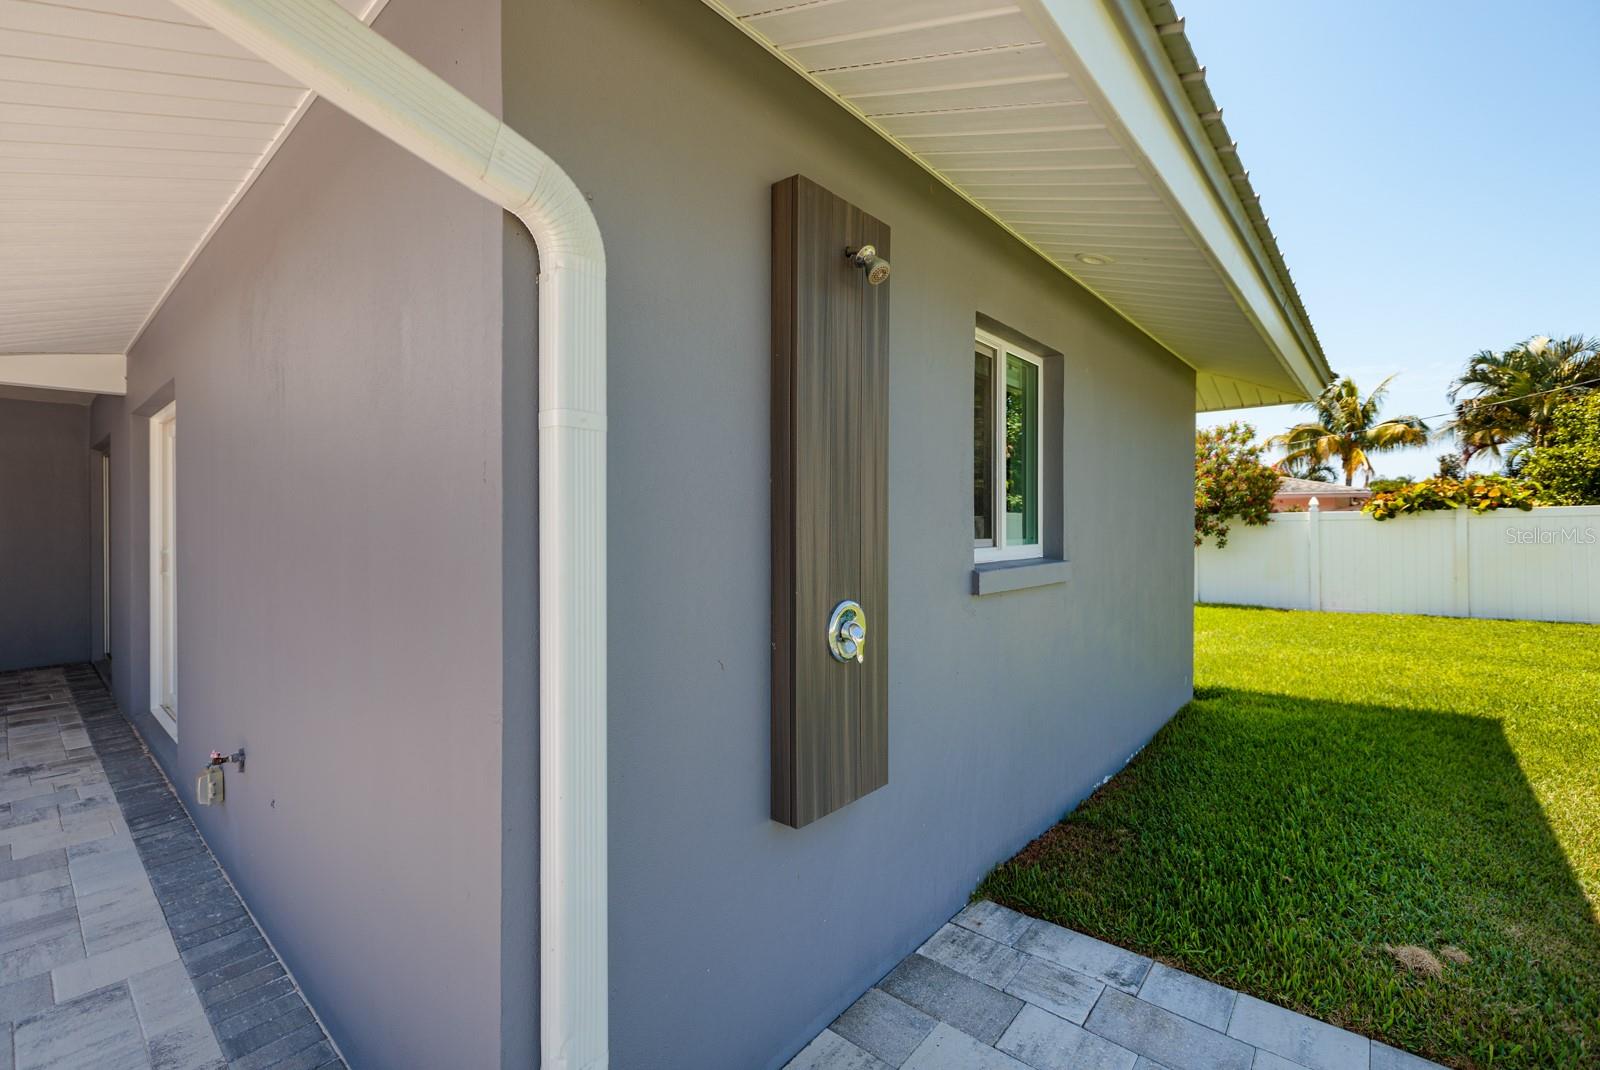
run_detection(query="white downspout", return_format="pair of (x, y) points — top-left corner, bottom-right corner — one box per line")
(164, 2), (607, 1066)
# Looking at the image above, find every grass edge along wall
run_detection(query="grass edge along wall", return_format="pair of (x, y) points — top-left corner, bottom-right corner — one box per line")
(983, 604), (1599, 1070)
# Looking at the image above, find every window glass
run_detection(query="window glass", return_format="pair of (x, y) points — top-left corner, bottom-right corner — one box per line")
(974, 347), (995, 543)
(1005, 354), (1039, 547)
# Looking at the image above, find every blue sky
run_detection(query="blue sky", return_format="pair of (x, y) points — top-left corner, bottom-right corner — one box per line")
(1185, 0), (1600, 480)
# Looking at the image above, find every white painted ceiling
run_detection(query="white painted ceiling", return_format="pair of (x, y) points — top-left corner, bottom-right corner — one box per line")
(705, 0), (1329, 410)
(0, 0), (1325, 412)
(0, 0), (383, 360)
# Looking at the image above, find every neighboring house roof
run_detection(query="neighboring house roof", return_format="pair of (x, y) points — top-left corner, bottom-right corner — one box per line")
(1275, 478), (1370, 497)
(703, 0), (1332, 411)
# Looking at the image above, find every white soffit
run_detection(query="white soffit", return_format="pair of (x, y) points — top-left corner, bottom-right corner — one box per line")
(702, 0), (1331, 411)
(0, 0), (386, 379)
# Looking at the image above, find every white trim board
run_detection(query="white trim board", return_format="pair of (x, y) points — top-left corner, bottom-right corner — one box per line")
(0, 353), (125, 395)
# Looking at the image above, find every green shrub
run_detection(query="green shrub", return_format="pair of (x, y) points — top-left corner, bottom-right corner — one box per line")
(1364, 475), (1538, 521)
(1195, 423), (1280, 547)
(1520, 394), (1600, 505)
(1367, 477), (1413, 494)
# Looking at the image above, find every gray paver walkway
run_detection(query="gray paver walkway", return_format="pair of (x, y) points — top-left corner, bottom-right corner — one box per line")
(0, 665), (344, 1070)
(789, 900), (1446, 1070)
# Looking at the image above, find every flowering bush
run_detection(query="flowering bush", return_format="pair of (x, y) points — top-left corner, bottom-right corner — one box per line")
(1520, 395), (1600, 505)
(1195, 423), (1281, 547)
(1363, 475), (1538, 521)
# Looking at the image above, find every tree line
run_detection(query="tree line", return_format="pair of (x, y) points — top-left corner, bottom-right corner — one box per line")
(1272, 334), (1599, 494)
(1197, 334), (1600, 545)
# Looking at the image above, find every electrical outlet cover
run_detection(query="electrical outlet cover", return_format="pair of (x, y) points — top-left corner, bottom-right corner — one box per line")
(197, 764), (224, 806)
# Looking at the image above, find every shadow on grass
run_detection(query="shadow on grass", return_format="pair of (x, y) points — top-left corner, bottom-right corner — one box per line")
(979, 688), (1598, 1070)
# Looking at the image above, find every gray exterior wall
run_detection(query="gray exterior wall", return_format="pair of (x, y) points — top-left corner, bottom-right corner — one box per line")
(0, 399), (90, 672)
(60, 1), (1195, 1064)
(88, 0), (519, 1066)
(502, 3), (1195, 1067)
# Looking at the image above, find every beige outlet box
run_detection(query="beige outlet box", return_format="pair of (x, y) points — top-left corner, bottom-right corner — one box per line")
(197, 764), (225, 806)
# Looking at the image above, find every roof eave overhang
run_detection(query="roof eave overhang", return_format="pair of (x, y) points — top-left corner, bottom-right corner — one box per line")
(703, 0), (1332, 412)
(1007, 0), (1330, 404)
(1080, 0), (1331, 393)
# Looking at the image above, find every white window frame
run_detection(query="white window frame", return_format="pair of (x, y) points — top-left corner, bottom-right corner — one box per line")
(974, 330), (1045, 564)
(148, 401), (178, 740)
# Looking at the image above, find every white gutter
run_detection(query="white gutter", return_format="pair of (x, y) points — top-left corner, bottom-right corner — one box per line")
(163, 2), (607, 1067)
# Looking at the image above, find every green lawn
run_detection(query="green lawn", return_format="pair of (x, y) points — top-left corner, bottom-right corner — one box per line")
(979, 605), (1600, 1069)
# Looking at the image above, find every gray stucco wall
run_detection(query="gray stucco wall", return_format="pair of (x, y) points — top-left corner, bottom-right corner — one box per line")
(502, 3), (1196, 1067)
(0, 399), (90, 672)
(88, 1), (513, 1066)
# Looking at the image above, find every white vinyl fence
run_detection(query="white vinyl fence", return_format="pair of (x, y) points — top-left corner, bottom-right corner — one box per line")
(1195, 505), (1600, 623)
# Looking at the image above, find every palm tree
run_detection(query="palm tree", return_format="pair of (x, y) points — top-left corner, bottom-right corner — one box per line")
(1268, 375), (1430, 487)
(1277, 454), (1337, 482)
(1449, 335), (1600, 461)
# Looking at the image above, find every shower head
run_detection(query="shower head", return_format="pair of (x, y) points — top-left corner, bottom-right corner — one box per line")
(846, 244), (891, 286)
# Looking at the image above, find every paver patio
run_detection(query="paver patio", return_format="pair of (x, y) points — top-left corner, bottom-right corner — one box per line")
(788, 900), (1444, 1070)
(0, 665), (343, 1070)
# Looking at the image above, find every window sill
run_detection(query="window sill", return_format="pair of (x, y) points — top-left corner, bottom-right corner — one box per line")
(971, 557), (1070, 596)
